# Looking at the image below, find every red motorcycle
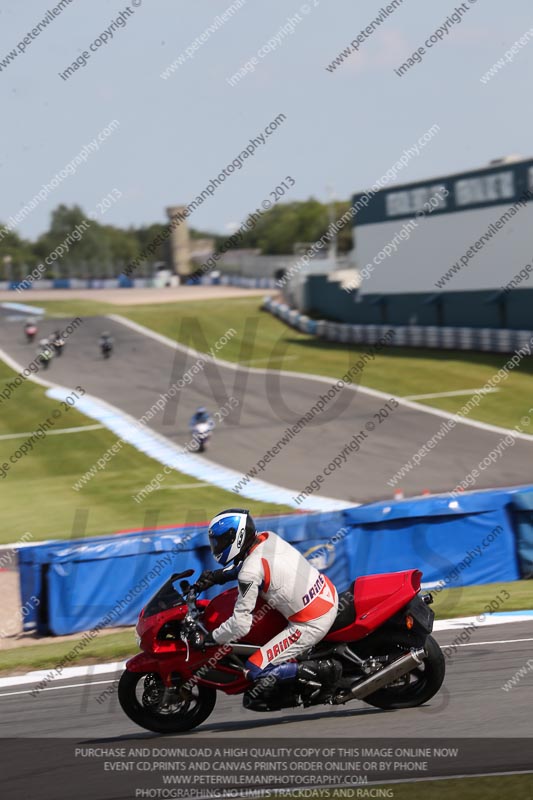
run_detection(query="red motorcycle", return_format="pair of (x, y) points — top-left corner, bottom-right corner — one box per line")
(25, 322), (38, 343)
(118, 568), (445, 733)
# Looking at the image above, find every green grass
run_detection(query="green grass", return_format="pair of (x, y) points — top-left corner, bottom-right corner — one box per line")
(27, 295), (533, 432)
(0, 630), (136, 673)
(431, 580), (533, 620)
(387, 775), (533, 800)
(22, 298), (115, 318)
(260, 775), (533, 800)
(0, 357), (291, 543)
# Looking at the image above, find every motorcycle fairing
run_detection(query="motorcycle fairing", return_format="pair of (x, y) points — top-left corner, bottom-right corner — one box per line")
(325, 569), (422, 642)
(202, 588), (287, 645)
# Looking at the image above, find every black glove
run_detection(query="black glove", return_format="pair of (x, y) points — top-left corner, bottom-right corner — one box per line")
(196, 570), (217, 592)
(189, 627), (215, 650)
(196, 566), (239, 592)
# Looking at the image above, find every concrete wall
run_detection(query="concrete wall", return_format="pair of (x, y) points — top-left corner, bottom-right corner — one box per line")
(303, 275), (533, 330)
(218, 251), (300, 278)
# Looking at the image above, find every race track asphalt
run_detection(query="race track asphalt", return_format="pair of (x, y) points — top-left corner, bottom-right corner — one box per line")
(1, 309), (532, 504)
(0, 623), (531, 755)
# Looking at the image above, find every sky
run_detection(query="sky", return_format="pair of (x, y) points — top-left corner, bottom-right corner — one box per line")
(1, 0), (532, 240)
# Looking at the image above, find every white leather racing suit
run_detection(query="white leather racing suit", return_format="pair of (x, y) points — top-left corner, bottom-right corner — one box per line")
(211, 531), (338, 677)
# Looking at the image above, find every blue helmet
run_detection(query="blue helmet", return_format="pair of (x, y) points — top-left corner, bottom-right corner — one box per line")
(208, 508), (256, 566)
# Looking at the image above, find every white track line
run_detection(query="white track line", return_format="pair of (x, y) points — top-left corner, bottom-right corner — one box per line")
(0, 660), (124, 688)
(110, 314), (533, 443)
(0, 424), (103, 441)
(446, 637), (533, 648)
(2, 635), (532, 698)
(0, 679), (116, 698)
(434, 612), (533, 631)
(1, 628), (532, 693)
(404, 388), (500, 400)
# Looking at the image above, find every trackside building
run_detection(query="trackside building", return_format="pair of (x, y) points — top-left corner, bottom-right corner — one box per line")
(353, 156), (533, 295)
(298, 157), (533, 330)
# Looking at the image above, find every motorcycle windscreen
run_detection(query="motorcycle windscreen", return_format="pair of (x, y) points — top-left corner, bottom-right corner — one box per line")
(142, 577), (185, 618)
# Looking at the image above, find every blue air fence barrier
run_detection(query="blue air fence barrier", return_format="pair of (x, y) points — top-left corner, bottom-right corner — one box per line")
(18, 488), (527, 636)
(9, 281), (31, 291)
(338, 490), (521, 589)
(17, 512), (346, 636)
(508, 489), (533, 578)
(18, 528), (207, 636)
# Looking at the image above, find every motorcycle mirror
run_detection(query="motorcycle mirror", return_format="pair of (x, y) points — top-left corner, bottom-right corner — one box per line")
(170, 569), (194, 581)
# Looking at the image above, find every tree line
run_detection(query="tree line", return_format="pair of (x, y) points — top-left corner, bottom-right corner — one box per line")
(0, 198), (353, 280)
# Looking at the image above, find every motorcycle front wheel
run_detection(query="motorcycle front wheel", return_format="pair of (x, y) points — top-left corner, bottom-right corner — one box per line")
(118, 670), (216, 733)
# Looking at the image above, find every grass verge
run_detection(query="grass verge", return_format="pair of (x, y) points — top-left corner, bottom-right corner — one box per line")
(430, 579), (533, 620)
(0, 356), (292, 543)
(0, 630), (135, 673)
(258, 774), (533, 799)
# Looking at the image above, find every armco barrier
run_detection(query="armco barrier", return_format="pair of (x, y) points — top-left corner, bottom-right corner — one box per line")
(18, 486), (532, 636)
(263, 296), (533, 355)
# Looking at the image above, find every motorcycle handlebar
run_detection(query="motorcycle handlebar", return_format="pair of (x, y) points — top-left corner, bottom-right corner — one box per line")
(187, 585), (200, 604)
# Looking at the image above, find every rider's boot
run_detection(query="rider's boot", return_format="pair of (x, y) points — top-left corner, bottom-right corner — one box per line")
(297, 659), (343, 699)
(243, 662), (297, 709)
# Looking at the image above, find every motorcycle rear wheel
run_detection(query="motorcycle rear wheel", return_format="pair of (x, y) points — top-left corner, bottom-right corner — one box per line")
(362, 634), (445, 709)
(118, 670), (216, 733)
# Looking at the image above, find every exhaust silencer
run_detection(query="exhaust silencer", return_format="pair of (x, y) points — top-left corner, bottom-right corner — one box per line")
(335, 648), (425, 704)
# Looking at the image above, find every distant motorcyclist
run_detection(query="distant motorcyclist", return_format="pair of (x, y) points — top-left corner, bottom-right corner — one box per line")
(51, 329), (65, 356)
(191, 509), (340, 701)
(37, 338), (54, 370)
(189, 406), (214, 452)
(99, 331), (113, 359)
(189, 407), (213, 429)
(24, 318), (38, 343)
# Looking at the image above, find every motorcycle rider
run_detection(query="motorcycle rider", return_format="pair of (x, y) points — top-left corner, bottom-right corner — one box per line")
(24, 318), (38, 342)
(99, 331), (113, 357)
(51, 329), (65, 356)
(191, 509), (340, 700)
(189, 406), (213, 430)
(37, 338), (54, 370)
